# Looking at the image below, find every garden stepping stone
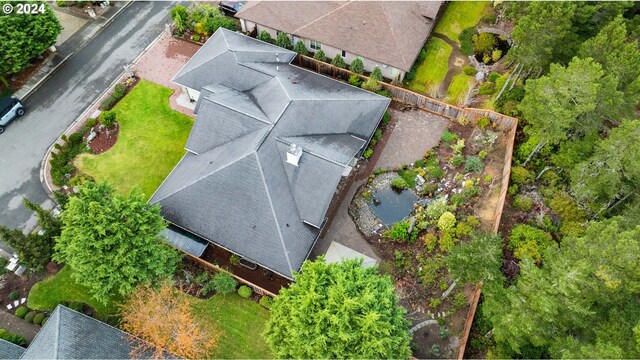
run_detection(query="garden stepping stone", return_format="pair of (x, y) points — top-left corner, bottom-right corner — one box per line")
(20, 298), (26, 304)
(13, 301), (19, 307)
(6, 304), (11, 310)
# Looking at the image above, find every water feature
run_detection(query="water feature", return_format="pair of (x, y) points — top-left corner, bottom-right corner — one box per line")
(369, 188), (418, 227)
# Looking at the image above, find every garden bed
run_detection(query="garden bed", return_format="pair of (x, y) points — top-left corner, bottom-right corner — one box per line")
(0, 263), (61, 312)
(0, 49), (54, 96)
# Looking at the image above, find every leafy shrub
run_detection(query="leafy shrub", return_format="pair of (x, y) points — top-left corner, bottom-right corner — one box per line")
(478, 83), (495, 95)
(450, 155), (464, 167)
(382, 111), (391, 125)
(417, 47), (428, 63)
(204, 16), (236, 34)
(24, 311), (37, 323)
(361, 77), (382, 92)
(212, 272), (237, 294)
(508, 224), (554, 263)
(427, 165), (445, 179)
(429, 298), (442, 309)
(405, 67), (417, 81)
(478, 150), (488, 159)
(454, 221), (472, 238)
(422, 233), (437, 252)
(373, 129), (383, 142)
(350, 57), (364, 74)
(100, 83), (127, 111)
(463, 66), (477, 76)
(50, 130), (89, 187)
(459, 27), (476, 55)
(84, 118), (97, 130)
(370, 66), (383, 81)
(472, 33), (496, 56)
(426, 197), (449, 220)
(438, 212), (456, 231)
(464, 156), (484, 173)
(478, 117), (491, 129)
(33, 313), (46, 326)
(99, 110), (116, 127)
(546, 190), (587, 224)
(276, 32), (291, 49)
(457, 116), (470, 126)
(114, 83), (127, 97)
(451, 139), (465, 155)
(8, 291), (19, 301)
(193, 271), (210, 286)
(453, 292), (468, 310)
(508, 184), (519, 196)
(510, 166), (533, 186)
(237, 285), (253, 298)
(293, 40), (308, 55)
(257, 30), (274, 44)
(491, 49), (502, 62)
(348, 74), (361, 87)
(363, 148), (373, 159)
(229, 254), (240, 265)
(259, 296), (274, 309)
(15, 307), (28, 318)
(331, 54), (346, 68)
(513, 194), (534, 212)
(313, 49), (326, 62)
(377, 89), (392, 98)
(481, 13), (497, 24)
(438, 230), (458, 252)
(0, 329), (26, 347)
(488, 71), (501, 82)
(385, 221), (418, 243)
(391, 177), (408, 191)
(466, 216), (480, 228)
(441, 131), (458, 142)
(170, 5), (188, 22)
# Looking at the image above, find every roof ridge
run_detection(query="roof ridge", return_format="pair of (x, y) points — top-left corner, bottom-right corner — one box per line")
(201, 91), (270, 125)
(253, 152), (296, 276)
(293, 1), (350, 34)
(380, 2), (408, 69)
(276, 136), (358, 166)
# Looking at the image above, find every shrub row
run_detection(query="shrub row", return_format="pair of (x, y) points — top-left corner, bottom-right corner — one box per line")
(15, 306), (48, 326)
(99, 83), (127, 111)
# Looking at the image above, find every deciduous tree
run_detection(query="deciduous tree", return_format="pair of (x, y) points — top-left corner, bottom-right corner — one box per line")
(54, 182), (181, 304)
(263, 258), (411, 359)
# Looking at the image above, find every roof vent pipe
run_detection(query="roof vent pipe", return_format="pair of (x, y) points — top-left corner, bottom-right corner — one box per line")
(286, 144), (303, 166)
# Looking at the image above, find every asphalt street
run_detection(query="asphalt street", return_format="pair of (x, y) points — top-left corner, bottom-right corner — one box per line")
(0, 1), (176, 232)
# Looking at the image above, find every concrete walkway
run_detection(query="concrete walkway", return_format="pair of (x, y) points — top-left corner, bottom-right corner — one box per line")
(0, 311), (40, 343)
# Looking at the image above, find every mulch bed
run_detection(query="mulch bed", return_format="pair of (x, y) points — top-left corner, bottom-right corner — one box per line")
(0, 262), (62, 312)
(0, 50), (54, 95)
(86, 122), (119, 154)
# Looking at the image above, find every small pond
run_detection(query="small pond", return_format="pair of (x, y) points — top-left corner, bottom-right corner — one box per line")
(369, 188), (418, 227)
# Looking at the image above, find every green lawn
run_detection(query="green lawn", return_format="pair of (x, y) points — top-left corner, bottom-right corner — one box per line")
(405, 37), (452, 94)
(76, 80), (193, 200)
(434, 1), (491, 42)
(446, 73), (476, 105)
(192, 293), (272, 359)
(27, 266), (120, 320)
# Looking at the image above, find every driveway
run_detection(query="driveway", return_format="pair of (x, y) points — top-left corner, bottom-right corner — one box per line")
(0, 1), (177, 232)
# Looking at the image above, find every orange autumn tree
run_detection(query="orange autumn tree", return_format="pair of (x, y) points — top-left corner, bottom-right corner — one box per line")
(120, 282), (220, 359)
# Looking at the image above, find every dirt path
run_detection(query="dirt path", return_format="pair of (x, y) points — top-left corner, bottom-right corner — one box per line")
(432, 33), (467, 97)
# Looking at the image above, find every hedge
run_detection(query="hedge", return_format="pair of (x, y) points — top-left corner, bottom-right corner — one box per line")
(14, 307), (28, 319)
(24, 311), (37, 324)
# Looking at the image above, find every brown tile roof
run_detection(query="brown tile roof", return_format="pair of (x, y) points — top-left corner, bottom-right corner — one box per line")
(237, 1), (442, 72)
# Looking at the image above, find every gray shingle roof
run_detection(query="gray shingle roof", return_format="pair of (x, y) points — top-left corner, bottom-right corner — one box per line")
(0, 339), (25, 360)
(237, 1), (443, 72)
(21, 306), (145, 359)
(155, 28), (389, 279)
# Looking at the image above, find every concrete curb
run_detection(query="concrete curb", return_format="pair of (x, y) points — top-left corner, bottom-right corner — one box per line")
(40, 30), (169, 198)
(19, 1), (133, 102)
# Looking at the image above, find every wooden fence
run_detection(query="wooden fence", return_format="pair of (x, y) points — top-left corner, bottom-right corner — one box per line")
(295, 54), (519, 360)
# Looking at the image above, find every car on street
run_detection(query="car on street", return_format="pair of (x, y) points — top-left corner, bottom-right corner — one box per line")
(218, 1), (244, 17)
(0, 96), (25, 134)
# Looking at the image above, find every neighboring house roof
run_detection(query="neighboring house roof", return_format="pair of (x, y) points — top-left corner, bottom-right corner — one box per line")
(19, 305), (157, 360)
(0, 339), (25, 359)
(237, 1), (443, 72)
(152, 28), (389, 279)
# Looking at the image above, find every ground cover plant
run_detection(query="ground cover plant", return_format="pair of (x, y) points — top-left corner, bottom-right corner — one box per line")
(76, 80), (193, 199)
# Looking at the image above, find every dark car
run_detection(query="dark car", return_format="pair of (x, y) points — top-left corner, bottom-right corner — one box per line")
(0, 96), (25, 134)
(218, 1), (244, 17)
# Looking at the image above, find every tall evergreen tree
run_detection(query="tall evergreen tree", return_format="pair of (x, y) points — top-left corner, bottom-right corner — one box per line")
(0, 227), (53, 271)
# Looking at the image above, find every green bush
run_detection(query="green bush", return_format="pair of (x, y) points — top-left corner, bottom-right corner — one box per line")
(313, 49), (326, 62)
(363, 148), (373, 159)
(382, 111), (391, 125)
(385, 220), (418, 243)
(350, 57), (364, 74)
(276, 32), (292, 49)
(478, 150), (488, 159)
(237, 285), (253, 298)
(0, 329), (26, 347)
(513, 194), (534, 212)
(441, 131), (458, 143)
(99, 110), (116, 127)
(463, 66), (477, 76)
(478, 83), (496, 95)
(33, 313), (46, 326)
(508, 184), (519, 196)
(361, 77), (382, 92)
(459, 27), (477, 56)
(438, 230), (458, 252)
(450, 155), (464, 167)
(423, 233), (437, 252)
(488, 71), (501, 82)
(478, 117), (491, 129)
(491, 49), (502, 62)
(405, 67), (417, 81)
(257, 30), (274, 44)
(100, 83), (128, 111)
(451, 139), (465, 155)
(331, 54), (346, 68)
(391, 177), (408, 191)
(370, 66), (383, 81)
(293, 40), (308, 55)
(212, 272), (237, 294)
(84, 118), (97, 129)
(192, 34), (201, 42)
(481, 13), (497, 24)
(510, 166), (534, 186)
(508, 224), (554, 263)
(426, 197), (449, 220)
(204, 16), (237, 34)
(24, 311), (37, 323)
(377, 89), (392, 98)
(437, 212), (457, 231)
(259, 295), (274, 309)
(8, 291), (19, 301)
(464, 156), (484, 173)
(14, 307), (28, 319)
(348, 74), (361, 87)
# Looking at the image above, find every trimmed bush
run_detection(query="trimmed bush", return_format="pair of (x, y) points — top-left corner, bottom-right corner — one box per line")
(371, 66), (383, 81)
(257, 30), (274, 44)
(33, 313), (46, 326)
(463, 66), (477, 76)
(464, 156), (484, 173)
(350, 57), (364, 74)
(24, 311), (37, 323)
(212, 272), (237, 294)
(513, 194), (534, 212)
(331, 54), (346, 68)
(276, 32), (292, 49)
(348, 74), (361, 87)
(8, 291), (19, 301)
(0, 329), (26, 347)
(237, 285), (253, 298)
(259, 295), (274, 309)
(100, 110), (116, 127)
(361, 77), (381, 92)
(438, 212), (457, 231)
(363, 148), (373, 159)
(313, 49), (326, 62)
(14, 307), (28, 319)
(293, 40), (309, 55)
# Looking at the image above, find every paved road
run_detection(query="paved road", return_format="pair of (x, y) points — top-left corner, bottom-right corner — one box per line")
(0, 1), (176, 231)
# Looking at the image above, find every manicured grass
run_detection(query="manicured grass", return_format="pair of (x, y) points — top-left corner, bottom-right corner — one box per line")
(446, 73), (476, 105)
(27, 266), (120, 320)
(76, 80), (193, 200)
(405, 37), (452, 94)
(192, 293), (272, 359)
(434, 1), (490, 42)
